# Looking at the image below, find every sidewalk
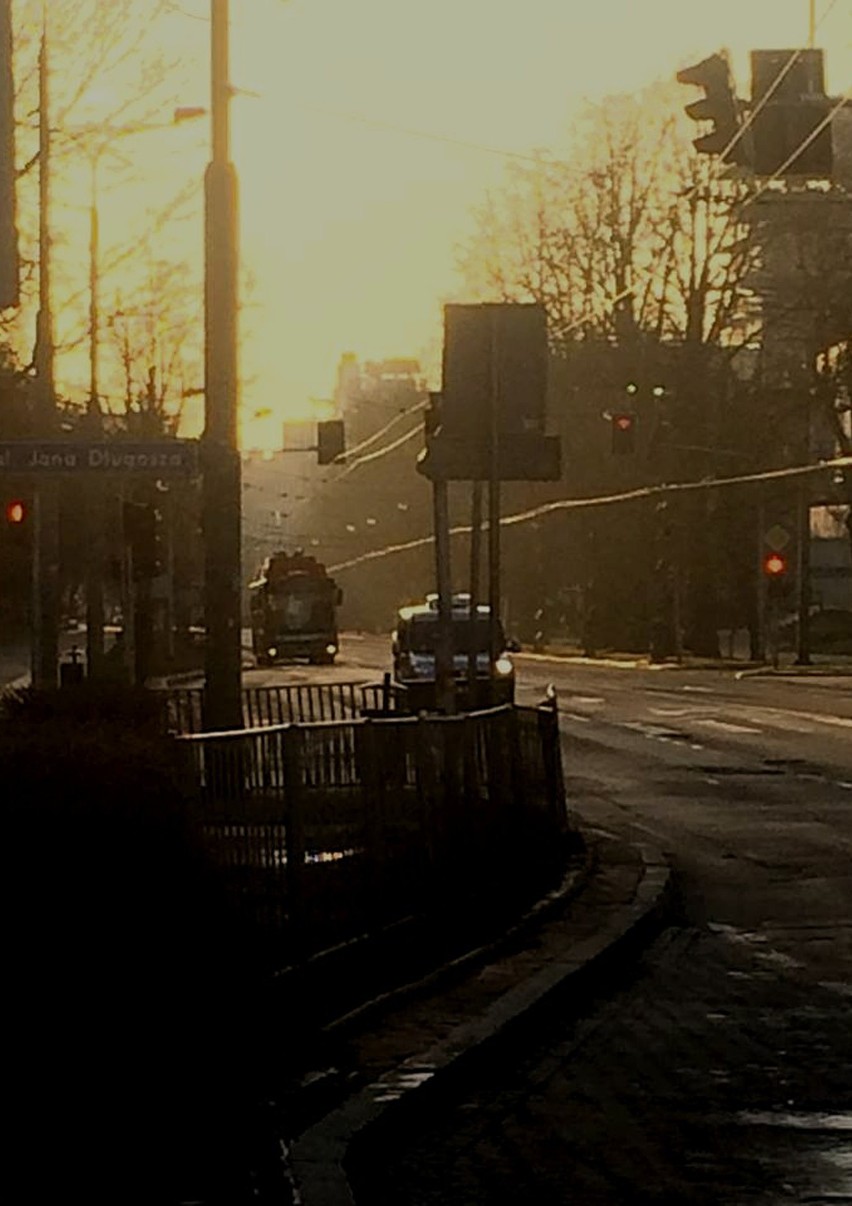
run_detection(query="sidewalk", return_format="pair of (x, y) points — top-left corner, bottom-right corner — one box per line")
(289, 825), (671, 1206)
(521, 641), (852, 676)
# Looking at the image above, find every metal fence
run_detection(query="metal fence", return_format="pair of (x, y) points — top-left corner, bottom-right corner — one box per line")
(178, 701), (568, 969)
(164, 678), (408, 735)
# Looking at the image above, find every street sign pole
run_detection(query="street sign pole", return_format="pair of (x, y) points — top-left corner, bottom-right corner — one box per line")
(202, 0), (242, 731)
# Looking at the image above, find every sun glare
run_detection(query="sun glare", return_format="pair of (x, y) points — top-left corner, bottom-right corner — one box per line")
(8, 0), (850, 451)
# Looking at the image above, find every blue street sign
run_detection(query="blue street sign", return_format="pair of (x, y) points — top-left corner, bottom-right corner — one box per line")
(0, 440), (199, 476)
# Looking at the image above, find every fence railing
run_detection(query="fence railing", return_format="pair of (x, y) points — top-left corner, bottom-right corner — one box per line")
(164, 678), (408, 735)
(178, 701), (568, 970)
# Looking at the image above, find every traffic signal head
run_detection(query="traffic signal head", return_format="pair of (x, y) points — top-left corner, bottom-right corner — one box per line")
(5, 498), (26, 525)
(3, 496), (32, 555)
(123, 501), (162, 579)
(763, 551), (788, 577)
(677, 52), (749, 164)
(317, 419), (345, 465)
(611, 412), (636, 455)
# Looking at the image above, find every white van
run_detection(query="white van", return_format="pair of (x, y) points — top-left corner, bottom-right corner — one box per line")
(391, 593), (516, 711)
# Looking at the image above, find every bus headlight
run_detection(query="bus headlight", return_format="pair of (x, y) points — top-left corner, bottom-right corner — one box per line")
(326, 643), (337, 655)
(267, 647), (277, 658)
(494, 655), (514, 677)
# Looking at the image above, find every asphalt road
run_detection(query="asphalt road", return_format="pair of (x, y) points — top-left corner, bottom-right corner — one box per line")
(299, 635), (852, 1204)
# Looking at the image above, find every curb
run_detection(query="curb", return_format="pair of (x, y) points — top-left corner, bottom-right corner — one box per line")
(290, 830), (670, 1206)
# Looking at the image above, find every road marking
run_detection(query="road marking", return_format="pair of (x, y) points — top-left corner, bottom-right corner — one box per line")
(681, 684), (712, 693)
(568, 695), (605, 705)
(563, 711), (591, 723)
(694, 718), (762, 734)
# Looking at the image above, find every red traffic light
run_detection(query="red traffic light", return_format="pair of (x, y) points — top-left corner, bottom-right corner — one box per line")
(763, 551), (788, 577)
(611, 411), (636, 454)
(5, 499), (26, 524)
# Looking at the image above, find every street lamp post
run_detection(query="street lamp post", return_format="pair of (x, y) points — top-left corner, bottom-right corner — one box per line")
(202, 0), (242, 728)
(76, 111), (204, 679)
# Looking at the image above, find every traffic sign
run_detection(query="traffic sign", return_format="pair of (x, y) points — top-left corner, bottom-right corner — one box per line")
(0, 440), (199, 476)
(764, 524), (790, 551)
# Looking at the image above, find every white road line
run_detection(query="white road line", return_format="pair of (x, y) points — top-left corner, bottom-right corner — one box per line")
(682, 685), (712, 693)
(694, 718), (763, 735)
(563, 712), (591, 723)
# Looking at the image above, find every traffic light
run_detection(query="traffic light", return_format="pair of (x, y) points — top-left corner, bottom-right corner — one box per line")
(317, 419), (345, 465)
(763, 550), (789, 598)
(763, 550), (788, 576)
(5, 497), (26, 525)
(677, 52), (749, 165)
(611, 412), (636, 455)
(124, 501), (162, 579)
(4, 496), (31, 547)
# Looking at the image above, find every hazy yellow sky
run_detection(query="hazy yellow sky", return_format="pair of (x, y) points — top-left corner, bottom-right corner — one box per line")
(44, 0), (852, 448)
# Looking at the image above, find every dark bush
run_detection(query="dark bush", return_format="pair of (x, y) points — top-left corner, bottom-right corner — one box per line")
(3, 685), (264, 1201)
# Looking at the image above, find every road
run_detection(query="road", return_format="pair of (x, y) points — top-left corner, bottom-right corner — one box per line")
(6, 631), (851, 1199)
(288, 634), (852, 1204)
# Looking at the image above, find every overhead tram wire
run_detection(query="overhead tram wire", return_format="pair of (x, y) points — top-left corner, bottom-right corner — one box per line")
(741, 88), (852, 210)
(326, 454), (852, 575)
(681, 0), (843, 186)
(311, 73), (851, 506)
(336, 399), (428, 465)
(293, 34), (851, 522)
(557, 79), (852, 343)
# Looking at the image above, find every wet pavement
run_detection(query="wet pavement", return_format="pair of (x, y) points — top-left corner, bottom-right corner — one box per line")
(354, 920), (852, 1205)
(288, 658), (852, 1206)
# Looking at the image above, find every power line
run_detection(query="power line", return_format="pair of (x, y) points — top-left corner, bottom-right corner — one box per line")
(326, 454), (852, 574)
(337, 419), (425, 478)
(337, 399), (427, 464)
(696, 0), (843, 172)
(741, 89), (852, 208)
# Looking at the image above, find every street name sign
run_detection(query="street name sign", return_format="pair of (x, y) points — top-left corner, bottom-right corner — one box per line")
(0, 440), (199, 476)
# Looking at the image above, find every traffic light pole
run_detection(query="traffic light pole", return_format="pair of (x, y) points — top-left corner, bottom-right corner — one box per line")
(202, 0), (242, 730)
(795, 480), (811, 665)
(487, 309), (501, 702)
(31, 17), (58, 691)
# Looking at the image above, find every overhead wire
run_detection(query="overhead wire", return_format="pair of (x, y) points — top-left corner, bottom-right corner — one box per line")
(291, 11), (851, 527)
(326, 454), (852, 575)
(691, 0), (843, 174)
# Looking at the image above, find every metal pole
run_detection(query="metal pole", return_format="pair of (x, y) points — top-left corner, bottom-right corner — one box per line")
(467, 480), (482, 703)
(755, 492), (767, 662)
(0, 0), (19, 309)
(432, 477), (454, 714)
(31, 14), (58, 690)
(85, 152), (105, 678)
(808, 0), (816, 47)
(487, 308), (501, 703)
(795, 481), (812, 665)
(202, 0), (242, 728)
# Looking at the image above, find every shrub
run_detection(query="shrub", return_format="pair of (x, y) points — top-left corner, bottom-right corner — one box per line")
(3, 685), (263, 1200)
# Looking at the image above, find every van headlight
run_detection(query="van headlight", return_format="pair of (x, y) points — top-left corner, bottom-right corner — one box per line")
(494, 655), (514, 677)
(267, 647), (277, 658)
(326, 643), (337, 655)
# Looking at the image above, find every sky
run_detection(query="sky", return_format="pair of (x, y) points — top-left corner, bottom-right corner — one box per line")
(36, 0), (852, 449)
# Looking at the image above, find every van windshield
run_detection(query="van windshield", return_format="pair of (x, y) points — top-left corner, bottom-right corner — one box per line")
(406, 616), (504, 654)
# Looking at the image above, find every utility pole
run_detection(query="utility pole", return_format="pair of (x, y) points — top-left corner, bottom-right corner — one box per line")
(31, 14), (59, 690)
(487, 308), (501, 703)
(0, 0), (18, 310)
(467, 480), (482, 703)
(85, 151), (105, 678)
(202, 0), (242, 729)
